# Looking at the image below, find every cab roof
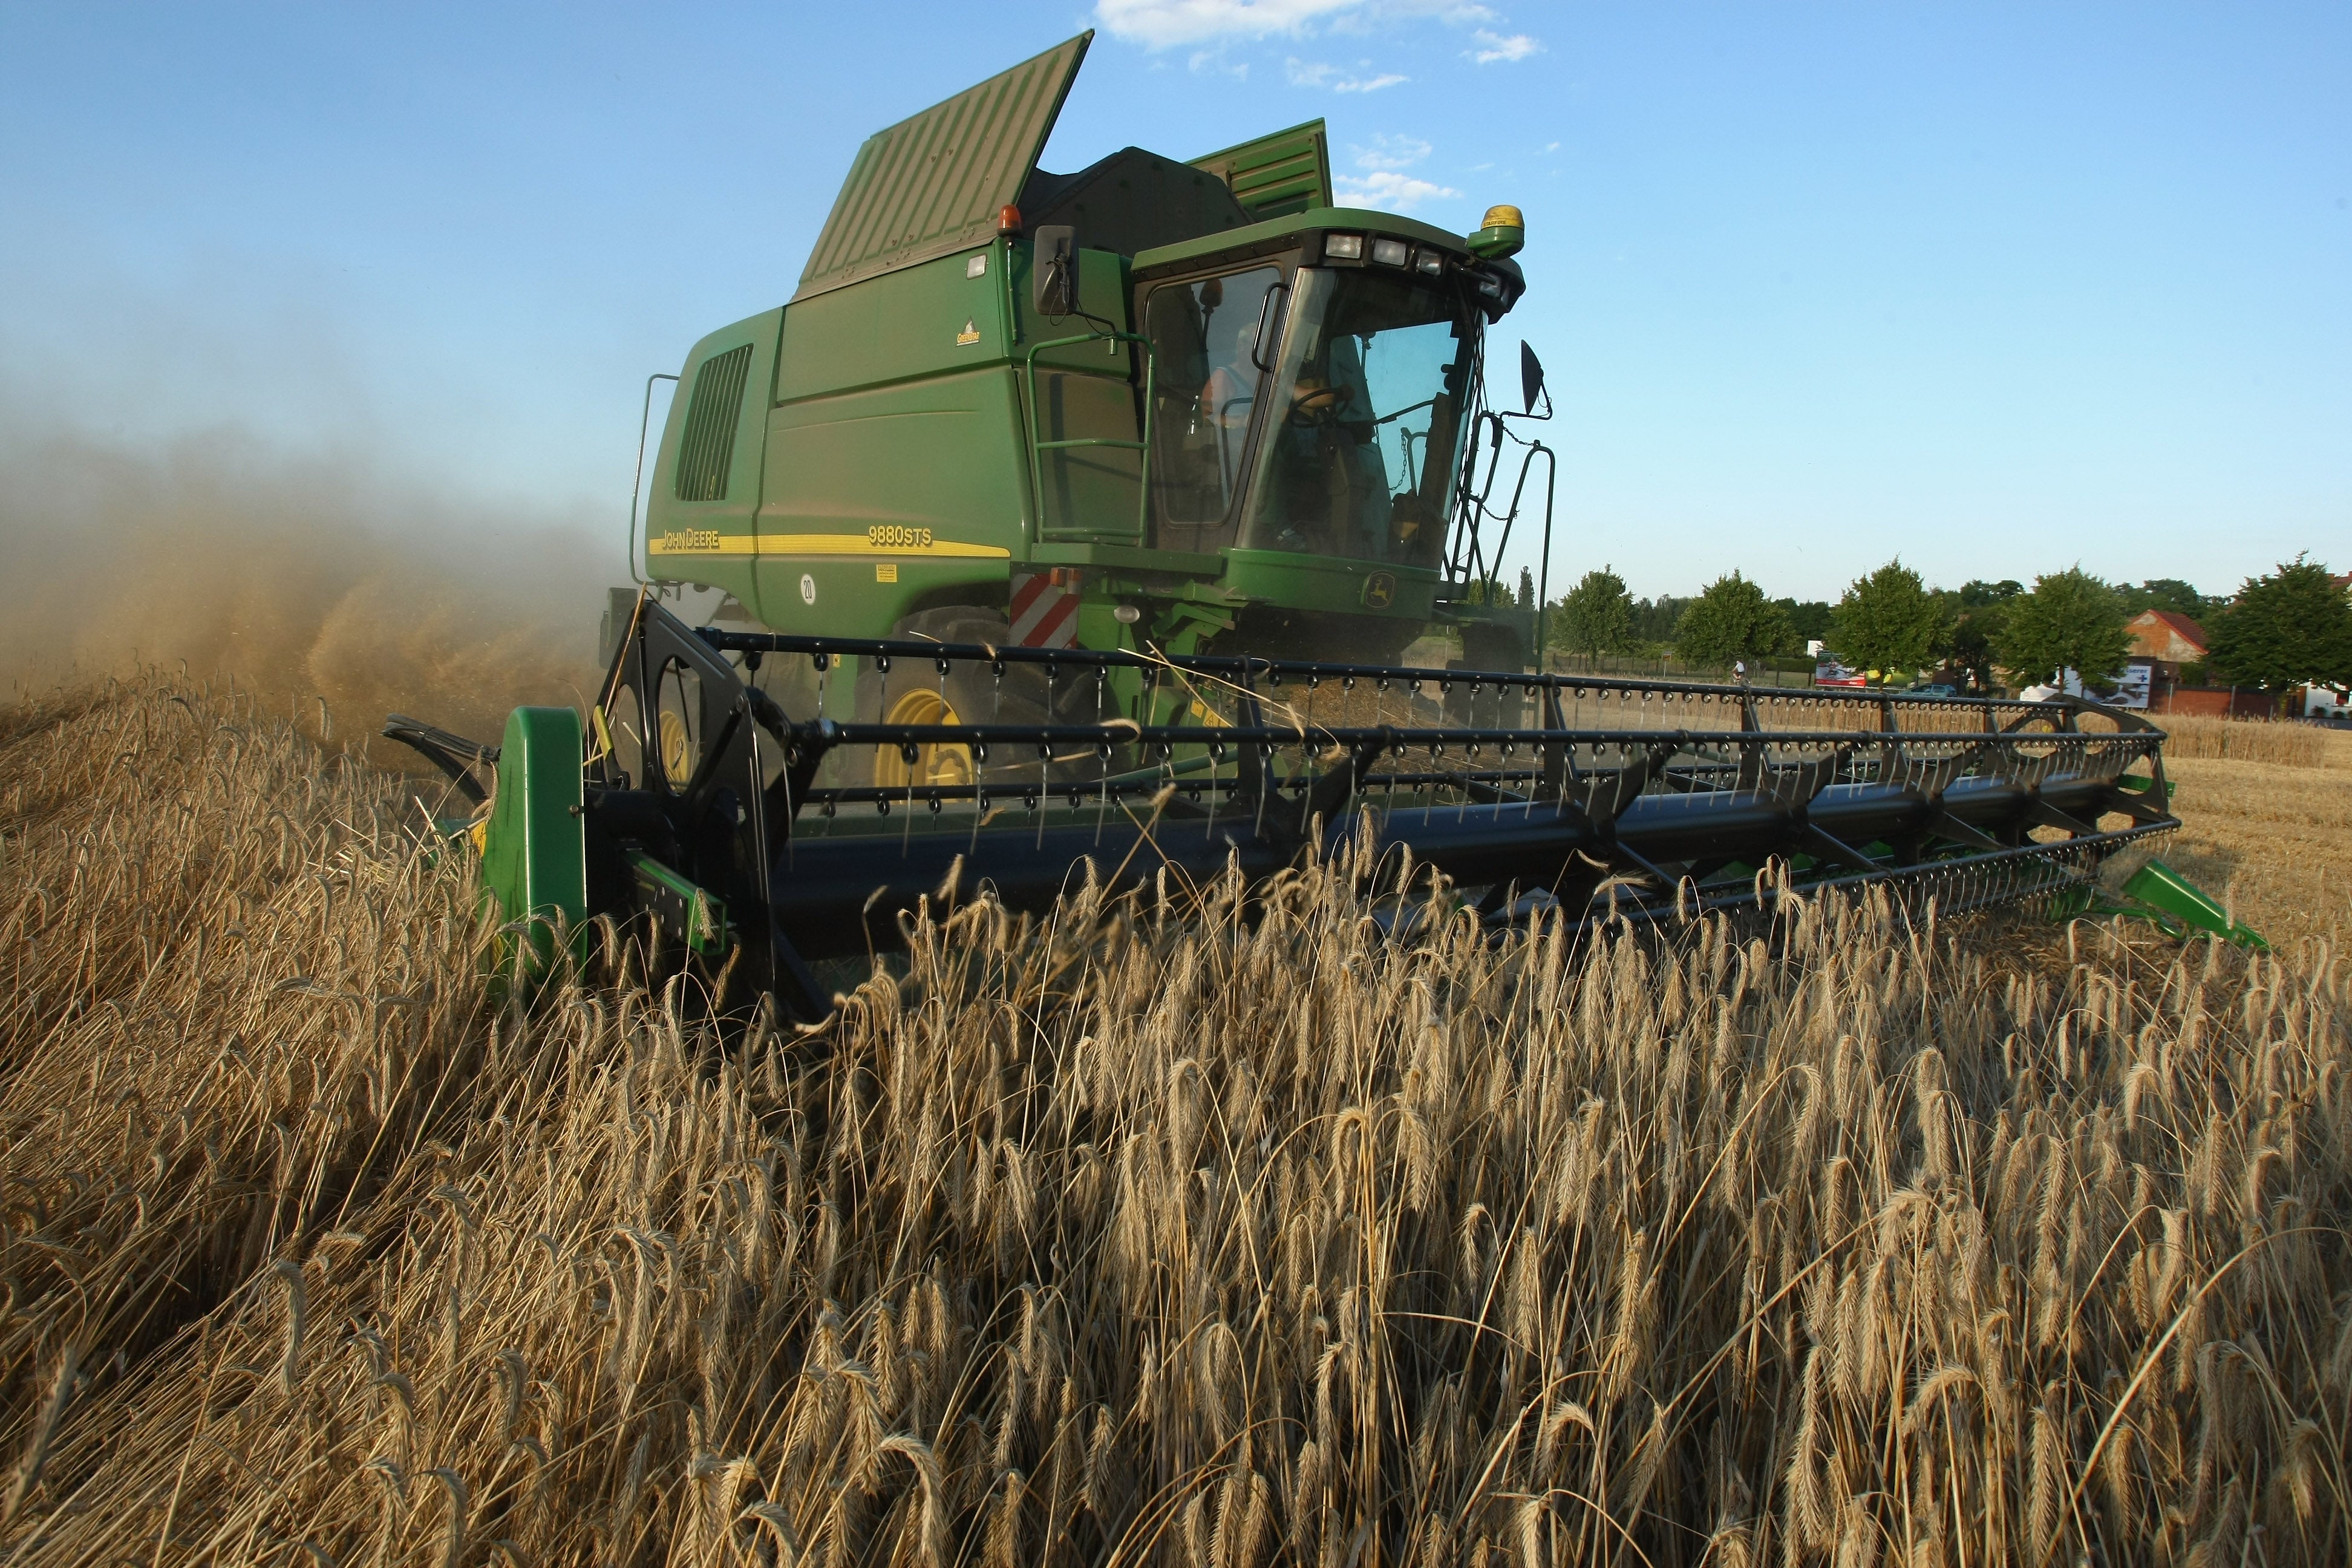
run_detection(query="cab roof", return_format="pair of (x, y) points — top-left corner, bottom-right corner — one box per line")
(1131, 206), (1471, 275)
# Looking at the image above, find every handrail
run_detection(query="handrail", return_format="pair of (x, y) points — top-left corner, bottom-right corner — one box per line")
(1434, 434), (1557, 666)
(625, 371), (681, 586)
(1021, 330), (1157, 544)
(1525, 441), (1557, 659)
(1445, 410), (1508, 588)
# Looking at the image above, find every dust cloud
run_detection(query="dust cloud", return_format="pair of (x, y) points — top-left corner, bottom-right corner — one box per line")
(0, 416), (622, 762)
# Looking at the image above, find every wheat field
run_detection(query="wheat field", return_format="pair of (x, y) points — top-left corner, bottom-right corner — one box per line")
(2154, 717), (2332, 771)
(1, 674), (2348, 1567)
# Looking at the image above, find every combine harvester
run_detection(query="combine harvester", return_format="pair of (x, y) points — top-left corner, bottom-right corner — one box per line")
(388, 34), (2216, 1018)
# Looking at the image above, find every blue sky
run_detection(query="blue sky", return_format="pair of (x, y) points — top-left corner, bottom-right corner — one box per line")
(1, 0), (2345, 604)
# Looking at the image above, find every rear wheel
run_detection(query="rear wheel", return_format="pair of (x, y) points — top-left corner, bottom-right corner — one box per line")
(872, 686), (975, 790)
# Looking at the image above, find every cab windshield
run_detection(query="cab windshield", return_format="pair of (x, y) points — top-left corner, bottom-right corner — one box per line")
(1238, 266), (1478, 566)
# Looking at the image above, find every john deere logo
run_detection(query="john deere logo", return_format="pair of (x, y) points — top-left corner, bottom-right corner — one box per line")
(1363, 571), (1397, 610)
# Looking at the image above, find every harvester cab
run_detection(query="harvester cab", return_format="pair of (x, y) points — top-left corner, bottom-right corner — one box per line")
(630, 30), (1549, 759)
(387, 32), (2210, 1021)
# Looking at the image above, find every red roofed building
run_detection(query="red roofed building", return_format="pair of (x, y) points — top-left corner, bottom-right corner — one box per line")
(2125, 609), (2274, 716)
(2126, 609), (2208, 663)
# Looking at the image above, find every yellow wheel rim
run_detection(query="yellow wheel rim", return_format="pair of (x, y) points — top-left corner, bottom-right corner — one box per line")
(658, 708), (693, 785)
(874, 688), (974, 790)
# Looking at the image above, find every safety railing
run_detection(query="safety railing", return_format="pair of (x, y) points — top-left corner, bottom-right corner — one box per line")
(1021, 330), (1157, 544)
(1439, 423), (1557, 658)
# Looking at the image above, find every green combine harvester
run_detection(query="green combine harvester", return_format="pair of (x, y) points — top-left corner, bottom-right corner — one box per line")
(387, 33), (2232, 1019)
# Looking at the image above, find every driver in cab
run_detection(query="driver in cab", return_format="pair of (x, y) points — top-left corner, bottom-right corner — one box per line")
(1197, 316), (1264, 440)
(1258, 335), (1388, 558)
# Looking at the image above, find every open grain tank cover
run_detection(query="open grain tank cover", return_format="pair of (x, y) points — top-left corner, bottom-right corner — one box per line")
(791, 32), (1091, 303)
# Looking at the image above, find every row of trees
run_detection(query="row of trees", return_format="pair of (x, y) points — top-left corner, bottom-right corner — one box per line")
(1540, 556), (2352, 699)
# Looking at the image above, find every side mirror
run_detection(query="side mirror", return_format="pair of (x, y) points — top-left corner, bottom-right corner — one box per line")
(1033, 226), (1076, 316)
(1520, 341), (1547, 416)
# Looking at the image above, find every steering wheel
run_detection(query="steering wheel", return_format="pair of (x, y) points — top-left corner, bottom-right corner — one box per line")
(1287, 383), (1356, 425)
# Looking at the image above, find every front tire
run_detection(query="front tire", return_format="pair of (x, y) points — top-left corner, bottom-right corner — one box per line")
(854, 608), (1062, 787)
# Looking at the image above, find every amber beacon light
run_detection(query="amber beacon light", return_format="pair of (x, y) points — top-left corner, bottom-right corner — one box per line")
(1469, 203), (1524, 259)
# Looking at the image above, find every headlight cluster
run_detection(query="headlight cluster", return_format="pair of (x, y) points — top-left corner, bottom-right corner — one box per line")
(1324, 232), (1454, 276)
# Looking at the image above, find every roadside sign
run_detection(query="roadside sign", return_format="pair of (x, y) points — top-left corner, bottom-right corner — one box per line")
(1815, 658), (1866, 688)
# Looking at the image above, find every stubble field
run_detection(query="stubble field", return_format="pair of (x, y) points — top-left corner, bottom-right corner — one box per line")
(0, 676), (2346, 1566)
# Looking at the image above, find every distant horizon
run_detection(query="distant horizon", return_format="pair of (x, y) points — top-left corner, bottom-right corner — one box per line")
(1, 1), (2344, 606)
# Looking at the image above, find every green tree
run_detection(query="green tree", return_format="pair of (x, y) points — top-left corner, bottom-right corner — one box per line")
(1518, 567), (1536, 610)
(1997, 568), (2131, 688)
(2117, 578), (2213, 621)
(1554, 566), (1634, 661)
(1462, 575), (1513, 607)
(1946, 580), (2023, 691)
(1629, 595), (1691, 647)
(2205, 555), (2352, 711)
(1958, 579), (2024, 608)
(1675, 572), (1793, 669)
(1774, 598), (1835, 644)
(1945, 600), (2001, 691)
(1829, 560), (1951, 684)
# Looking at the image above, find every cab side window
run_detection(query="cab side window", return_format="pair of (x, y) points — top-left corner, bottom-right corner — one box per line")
(1143, 266), (1284, 537)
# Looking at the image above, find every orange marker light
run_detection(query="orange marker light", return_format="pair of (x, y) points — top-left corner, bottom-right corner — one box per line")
(997, 204), (1022, 234)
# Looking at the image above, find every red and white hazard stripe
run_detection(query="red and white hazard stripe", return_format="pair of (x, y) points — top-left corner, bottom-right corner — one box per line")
(1008, 572), (1079, 649)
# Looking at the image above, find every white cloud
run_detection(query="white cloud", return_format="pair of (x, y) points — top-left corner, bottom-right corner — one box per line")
(1467, 28), (1541, 63)
(1334, 0), (1497, 30)
(1100, 0), (1524, 52)
(1333, 170), (1462, 212)
(1287, 57), (1406, 91)
(1352, 134), (1432, 170)
(1098, 0), (1370, 48)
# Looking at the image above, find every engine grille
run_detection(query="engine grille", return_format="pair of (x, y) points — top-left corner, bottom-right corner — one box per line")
(673, 343), (754, 503)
